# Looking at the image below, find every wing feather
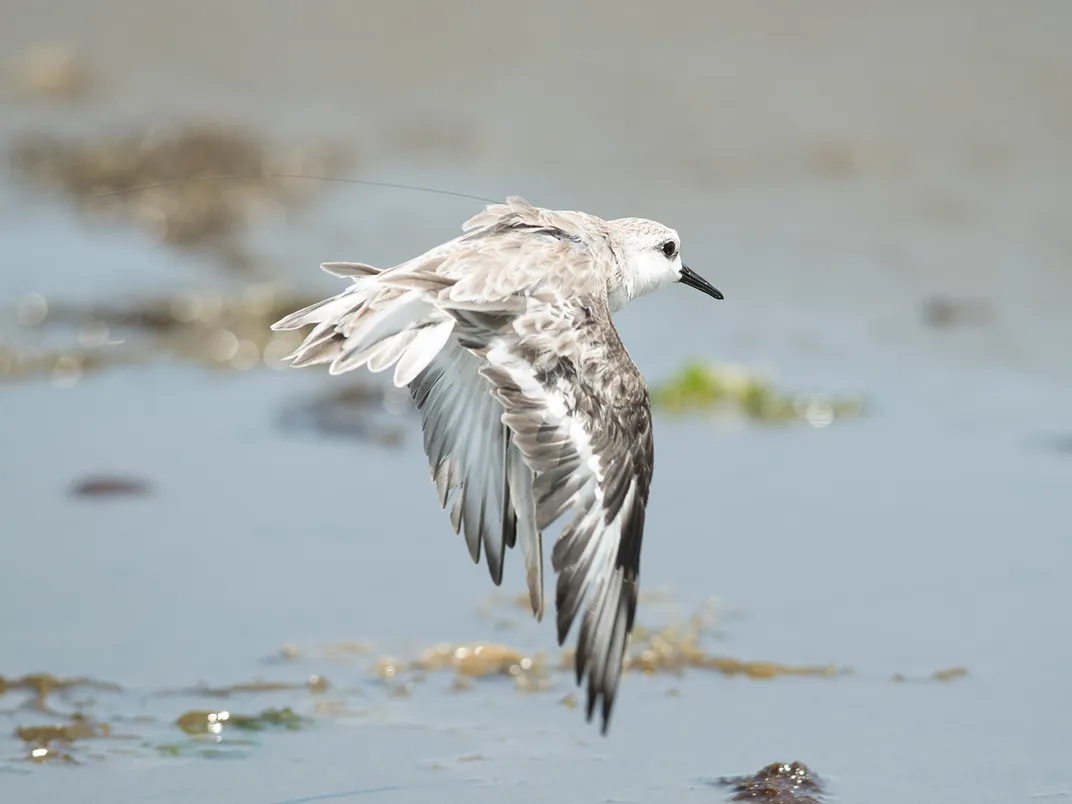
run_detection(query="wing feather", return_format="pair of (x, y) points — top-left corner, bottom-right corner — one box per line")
(409, 339), (544, 600)
(458, 296), (654, 734)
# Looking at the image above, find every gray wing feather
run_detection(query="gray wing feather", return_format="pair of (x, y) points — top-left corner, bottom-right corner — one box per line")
(460, 297), (654, 734)
(409, 338), (543, 609)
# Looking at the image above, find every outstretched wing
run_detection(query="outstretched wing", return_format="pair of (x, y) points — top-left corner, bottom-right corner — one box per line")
(451, 295), (655, 734)
(407, 337), (544, 618)
(271, 197), (602, 622)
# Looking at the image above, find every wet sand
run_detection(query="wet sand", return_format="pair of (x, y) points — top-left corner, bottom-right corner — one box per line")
(2, 2), (1072, 802)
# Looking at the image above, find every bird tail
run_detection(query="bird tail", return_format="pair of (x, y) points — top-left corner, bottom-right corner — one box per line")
(271, 262), (455, 388)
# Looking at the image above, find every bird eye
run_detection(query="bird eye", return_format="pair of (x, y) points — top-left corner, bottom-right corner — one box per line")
(661, 240), (678, 259)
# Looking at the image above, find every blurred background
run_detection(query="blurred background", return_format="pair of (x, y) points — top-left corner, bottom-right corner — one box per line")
(1, 2), (1070, 802)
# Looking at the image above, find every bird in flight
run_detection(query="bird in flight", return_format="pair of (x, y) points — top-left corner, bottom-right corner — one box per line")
(272, 196), (723, 733)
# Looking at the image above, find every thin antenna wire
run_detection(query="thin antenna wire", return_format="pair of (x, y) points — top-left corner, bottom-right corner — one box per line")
(92, 173), (499, 205)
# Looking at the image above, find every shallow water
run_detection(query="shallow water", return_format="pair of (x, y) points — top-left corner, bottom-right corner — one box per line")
(3, 2), (1072, 802)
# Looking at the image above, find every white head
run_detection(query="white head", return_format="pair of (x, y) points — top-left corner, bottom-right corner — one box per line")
(606, 217), (724, 312)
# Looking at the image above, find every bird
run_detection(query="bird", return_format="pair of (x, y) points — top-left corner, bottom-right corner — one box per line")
(271, 196), (723, 733)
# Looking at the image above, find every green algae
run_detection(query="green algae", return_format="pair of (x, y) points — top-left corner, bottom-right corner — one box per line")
(650, 360), (867, 425)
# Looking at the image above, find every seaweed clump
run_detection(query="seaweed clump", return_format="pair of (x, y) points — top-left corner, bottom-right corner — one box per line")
(891, 666), (969, 683)
(174, 706), (306, 736)
(0, 672), (122, 712)
(9, 123), (346, 271)
(612, 606), (844, 681)
(651, 360), (865, 426)
(374, 642), (552, 695)
(355, 599), (847, 697)
(9, 44), (94, 101)
(2, 286), (317, 382)
(2, 674), (123, 764)
(15, 714), (112, 765)
(716, 761), (825, 802)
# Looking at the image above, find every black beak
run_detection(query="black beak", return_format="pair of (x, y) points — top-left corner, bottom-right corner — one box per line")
(679, 265), (724, 300)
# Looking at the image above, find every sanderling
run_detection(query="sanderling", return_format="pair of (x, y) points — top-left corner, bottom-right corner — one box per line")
(272, 196), (723, 733)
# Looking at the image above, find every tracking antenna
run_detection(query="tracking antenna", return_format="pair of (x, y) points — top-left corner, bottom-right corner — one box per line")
(92, 173), (500, 205)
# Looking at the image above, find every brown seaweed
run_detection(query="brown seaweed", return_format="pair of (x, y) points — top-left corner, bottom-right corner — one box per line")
(716, 761), (825, 802)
